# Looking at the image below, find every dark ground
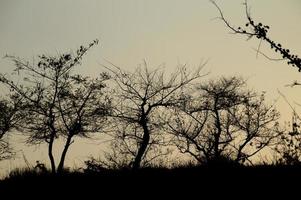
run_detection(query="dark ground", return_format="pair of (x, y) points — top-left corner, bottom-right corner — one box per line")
(0, 165), (300, 198)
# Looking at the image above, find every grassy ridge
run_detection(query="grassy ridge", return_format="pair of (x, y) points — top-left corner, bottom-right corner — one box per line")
(1, 164), (300, 191)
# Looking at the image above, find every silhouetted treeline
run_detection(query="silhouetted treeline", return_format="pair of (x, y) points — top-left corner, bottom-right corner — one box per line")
(1, 0), (301, 183)
(0, 38), (301, 180)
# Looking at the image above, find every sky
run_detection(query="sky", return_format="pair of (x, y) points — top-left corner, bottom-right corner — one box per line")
(0, 0), (301, 176)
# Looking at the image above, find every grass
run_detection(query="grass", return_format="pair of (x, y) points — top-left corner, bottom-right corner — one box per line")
(1, 164), (301, 188)
(0, 167), (299, 200)
(1, 165), (298, 199)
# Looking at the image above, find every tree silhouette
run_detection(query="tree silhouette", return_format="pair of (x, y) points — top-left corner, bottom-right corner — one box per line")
(211, 0), (301, 72)
(54, 71), (111, 173)
(0, 94), (24, 160)
(0, 40), (111, 173)
(275, 111), (301, 165)
(103, 62), (206, 169)
(167, 77), (280, 165)
(211, 0), (301, 164)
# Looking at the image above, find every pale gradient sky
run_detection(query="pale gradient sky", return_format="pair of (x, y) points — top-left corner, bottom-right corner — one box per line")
(0, 0), (300, 176)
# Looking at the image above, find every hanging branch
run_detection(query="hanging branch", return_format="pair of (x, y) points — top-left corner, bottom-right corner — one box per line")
(211, 0), (301, 72)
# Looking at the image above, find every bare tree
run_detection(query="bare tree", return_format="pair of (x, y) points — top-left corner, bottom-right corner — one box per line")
(0, 94), (24, 160)
(103, 61), (206, 169)
(55, 72), (111, 173)
(211, 0), (301, 165)
(0, 40), (111, 173)
(211, 0), (301, 72)
(167, 76), (280, 165)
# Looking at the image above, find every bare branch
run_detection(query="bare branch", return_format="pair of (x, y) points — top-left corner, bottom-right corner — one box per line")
(211, 0), (301, 71)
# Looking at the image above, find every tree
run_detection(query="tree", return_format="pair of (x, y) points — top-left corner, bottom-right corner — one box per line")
(167, 76), (280, 165)
(103, 61), (206, 169)
(211, 0), (301, 164)
(211, 0), (301, 72)
(54, 72), (111, 173)
(0, 94), (24, 160)
(0, 39), (111, 173)
(275, 111), (301, 165)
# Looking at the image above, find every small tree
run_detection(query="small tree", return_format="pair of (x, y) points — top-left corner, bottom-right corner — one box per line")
(168, 76), (280, 165)
(55, 72), (111, 173)
(0, 40), (111, 173)
(103, 62), (205, 169)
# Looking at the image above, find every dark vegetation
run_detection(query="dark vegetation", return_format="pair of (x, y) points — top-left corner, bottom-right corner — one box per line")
(1, 164), (301, 194)
(0, 0), (301, 193)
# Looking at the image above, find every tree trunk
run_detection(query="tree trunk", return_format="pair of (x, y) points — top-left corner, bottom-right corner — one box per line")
(133, 122), (150, 170)
(57, 135), (73, 173)
(213, 106), (222, 163)
(48, 135), (56, 174)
